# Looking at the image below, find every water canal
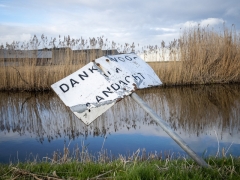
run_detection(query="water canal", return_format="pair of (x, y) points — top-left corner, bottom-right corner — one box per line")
(0, 84), (240, 163)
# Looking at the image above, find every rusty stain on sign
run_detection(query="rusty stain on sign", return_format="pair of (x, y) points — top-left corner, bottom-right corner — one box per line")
(96, 54), (162, 90)
(51, 54), (162, 125)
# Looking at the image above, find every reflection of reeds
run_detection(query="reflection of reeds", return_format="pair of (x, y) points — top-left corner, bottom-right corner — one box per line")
(138, 84), (240, 136)
(0, 26), (239, 90)
(1, 84), (239, 140)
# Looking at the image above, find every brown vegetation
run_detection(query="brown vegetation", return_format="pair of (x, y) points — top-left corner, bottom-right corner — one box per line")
(0, 26), (240, 91)
(148, 26), (240, 85)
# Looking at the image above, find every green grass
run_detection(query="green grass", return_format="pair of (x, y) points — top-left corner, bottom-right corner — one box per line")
(1, 157), (240, 179)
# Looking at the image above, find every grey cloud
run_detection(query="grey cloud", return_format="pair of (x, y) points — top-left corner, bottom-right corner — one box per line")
(0, 0), (239, 46)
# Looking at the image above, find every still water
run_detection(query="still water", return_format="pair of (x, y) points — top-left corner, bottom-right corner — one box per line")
(0, 84), (240, 163)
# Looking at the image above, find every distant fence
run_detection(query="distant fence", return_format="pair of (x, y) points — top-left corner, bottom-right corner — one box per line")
(0, 48), (119, 66)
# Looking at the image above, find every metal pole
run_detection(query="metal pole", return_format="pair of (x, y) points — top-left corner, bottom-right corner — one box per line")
(130, 92), (209, 168)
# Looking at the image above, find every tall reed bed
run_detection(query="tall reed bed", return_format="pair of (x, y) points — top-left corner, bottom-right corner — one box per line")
(150, 26), (240, 85)
(0, 35), (123, 91)
(0, 26), (240, 91)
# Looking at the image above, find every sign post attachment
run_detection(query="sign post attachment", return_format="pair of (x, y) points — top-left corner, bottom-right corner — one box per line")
(130, 92), (209, 168)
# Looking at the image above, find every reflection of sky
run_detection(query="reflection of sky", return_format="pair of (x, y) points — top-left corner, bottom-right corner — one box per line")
(0, 131), (191, 163)
(1, 127), (240, 164)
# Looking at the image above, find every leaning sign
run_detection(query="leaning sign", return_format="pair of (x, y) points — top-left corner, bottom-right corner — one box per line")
(51, 54), (162, 125)
(51, 53), (209, 167)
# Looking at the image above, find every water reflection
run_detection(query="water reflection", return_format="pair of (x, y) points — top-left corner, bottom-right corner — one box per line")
(140, 84), (240, 137)
(0, 91), (158, 143)
(0, 84), (240, 162)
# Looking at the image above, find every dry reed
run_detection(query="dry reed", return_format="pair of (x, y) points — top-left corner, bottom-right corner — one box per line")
(0, 26), (240, 91)
(152, 25), (240, 85)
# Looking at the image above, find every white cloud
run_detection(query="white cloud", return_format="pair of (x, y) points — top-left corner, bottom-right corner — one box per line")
(182, 21), (199, 27)
(0, 0), (239, 47)
(152, 28), (177, 32)
(200, 18), (225, 26)
(0, 34), (32, 45)
(181, 18), (225, 28)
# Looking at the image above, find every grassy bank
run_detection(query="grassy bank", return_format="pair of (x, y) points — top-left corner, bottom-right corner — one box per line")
(1, 26), (240, 91)
(1, 157), (240, 179)
(1, 144), (239, 179)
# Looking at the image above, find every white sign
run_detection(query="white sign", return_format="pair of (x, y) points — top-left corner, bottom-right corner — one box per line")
(51, 54), (162, 125)
(95, 53), (162, 90)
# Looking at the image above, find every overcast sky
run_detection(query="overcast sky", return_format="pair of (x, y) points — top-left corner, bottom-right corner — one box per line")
(0, 0), (240, 48)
